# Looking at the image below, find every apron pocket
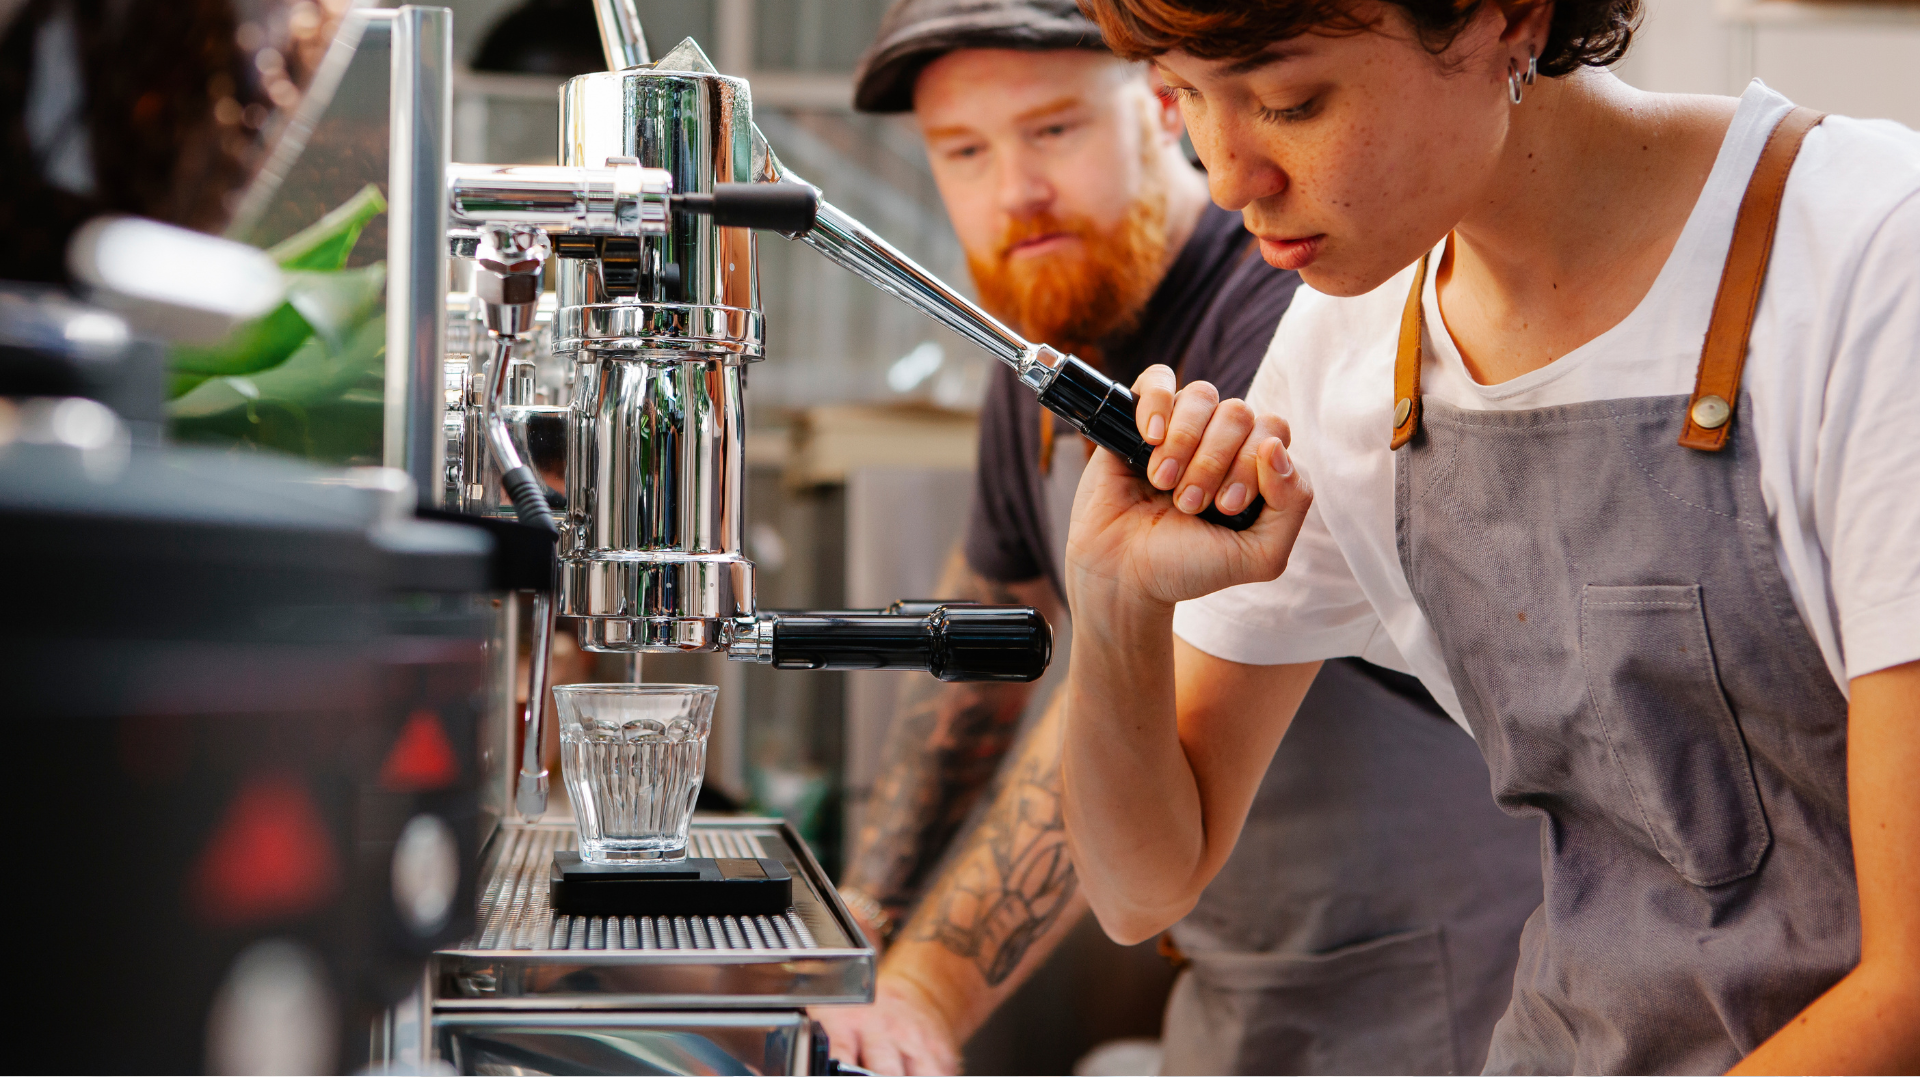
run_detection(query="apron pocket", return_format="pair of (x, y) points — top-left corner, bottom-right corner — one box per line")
(1163, 925), (1459, 1075)
(1579, 583), (1771, 887)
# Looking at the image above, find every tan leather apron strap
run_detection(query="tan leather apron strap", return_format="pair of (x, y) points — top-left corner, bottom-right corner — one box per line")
(1390, 251), (1431, 449)
(1679, 106), (1825, 451)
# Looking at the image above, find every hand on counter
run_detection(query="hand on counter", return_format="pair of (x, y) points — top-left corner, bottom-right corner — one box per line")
(813, 974), (961, 1076)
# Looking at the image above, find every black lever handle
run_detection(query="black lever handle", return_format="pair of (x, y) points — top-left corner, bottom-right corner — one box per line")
(672, 182), (820, 235)
(766, 603), (1050, 682)
(1033, 353), (1263, 531)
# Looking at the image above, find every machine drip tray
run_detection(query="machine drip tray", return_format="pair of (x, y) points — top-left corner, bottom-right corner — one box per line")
(550, 852), (793, 916)
(434, 818), (874, 1010)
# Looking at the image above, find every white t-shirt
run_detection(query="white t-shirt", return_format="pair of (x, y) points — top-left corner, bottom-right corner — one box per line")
(1172, 81), (1920, 729)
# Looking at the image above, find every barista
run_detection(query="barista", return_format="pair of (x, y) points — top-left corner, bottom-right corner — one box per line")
(1055, 0), (1920, 1073)
(818, 1), (1541, 1073)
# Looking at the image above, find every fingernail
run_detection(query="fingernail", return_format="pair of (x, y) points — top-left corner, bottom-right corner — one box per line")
(1267, 438), (1294, 478)
(1220, 483), (1247, 513)
(1146, 414), (1166, 442)
(1153, 459), (1178, 488)
(1177, 485), (1205, 513)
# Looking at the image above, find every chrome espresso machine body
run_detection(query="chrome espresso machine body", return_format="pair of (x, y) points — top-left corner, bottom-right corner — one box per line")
(413, 2), (1262, 1071)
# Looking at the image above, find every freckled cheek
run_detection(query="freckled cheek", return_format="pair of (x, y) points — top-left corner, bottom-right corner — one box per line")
(1355, 121), (1453, 217)
(1287, 141), (1382, 226)
(1183, 113), (1228, 171)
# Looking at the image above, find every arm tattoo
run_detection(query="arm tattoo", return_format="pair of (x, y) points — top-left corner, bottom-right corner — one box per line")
(840, 548), (1037, 923)
(901, 714), (1077, 987)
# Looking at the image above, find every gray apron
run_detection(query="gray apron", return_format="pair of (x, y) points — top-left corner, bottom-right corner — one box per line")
(1044, 439), (1542, 1075)
(1159, 660), (1542, 1076)
(1391, 108), (1857, 1074)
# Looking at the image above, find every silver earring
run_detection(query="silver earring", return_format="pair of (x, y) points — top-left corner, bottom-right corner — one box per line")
(1508, 49), (1538, 104)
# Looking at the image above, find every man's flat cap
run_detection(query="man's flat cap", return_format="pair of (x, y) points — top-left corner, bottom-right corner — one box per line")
(852, 0), (1109, 114)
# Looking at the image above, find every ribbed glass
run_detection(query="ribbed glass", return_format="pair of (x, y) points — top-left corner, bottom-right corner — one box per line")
(553, 683), (717, 862)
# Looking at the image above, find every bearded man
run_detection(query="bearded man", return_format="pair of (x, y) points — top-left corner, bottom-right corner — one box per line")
(818, 1), (1544, 1074)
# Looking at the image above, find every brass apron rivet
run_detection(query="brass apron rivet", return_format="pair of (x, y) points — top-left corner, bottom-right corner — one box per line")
(1690, 394), (1731, 430)
(1394, 397), (1412, 428)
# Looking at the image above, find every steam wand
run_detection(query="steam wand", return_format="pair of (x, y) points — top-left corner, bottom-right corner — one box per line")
(474, 223), (559, 821)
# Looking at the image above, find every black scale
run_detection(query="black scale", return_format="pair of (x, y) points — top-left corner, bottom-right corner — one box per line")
(550, 851), (793, 917)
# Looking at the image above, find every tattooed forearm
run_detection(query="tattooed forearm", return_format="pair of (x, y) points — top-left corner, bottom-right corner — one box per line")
(846, 671), (1029, 914)
(840, 546), (1053, 924)
(902, 696), (1077, 987)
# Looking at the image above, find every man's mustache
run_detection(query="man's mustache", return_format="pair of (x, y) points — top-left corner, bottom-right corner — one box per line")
(992, 215), (1092, 262)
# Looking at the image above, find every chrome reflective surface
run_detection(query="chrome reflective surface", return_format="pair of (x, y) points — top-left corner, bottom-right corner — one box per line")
(557, 61), (756, 315)
(385, 5), (451, 504)
(547, 58), (760, 652)
(448, 162), (672, 237)
(445, 292), (570, 517)
(725, 616), (774, 663)
(590, 0), (652, 70)
(561, 353), (749, 649)
(434, 819), (872, 1009)
(555, 301), (763, 358)
(798, 197), (1029, 370)
(437, 1011), (810, 1076)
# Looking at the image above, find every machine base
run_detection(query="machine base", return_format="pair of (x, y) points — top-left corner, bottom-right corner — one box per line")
(551, 851), (792, 916)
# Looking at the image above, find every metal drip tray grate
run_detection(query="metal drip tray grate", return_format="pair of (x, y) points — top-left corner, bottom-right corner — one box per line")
(434, 818), (873, 1009)
(471, 825), (816, 952)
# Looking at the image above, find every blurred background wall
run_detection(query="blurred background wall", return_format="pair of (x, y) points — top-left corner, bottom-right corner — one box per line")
(1614, 0), (1919, 126)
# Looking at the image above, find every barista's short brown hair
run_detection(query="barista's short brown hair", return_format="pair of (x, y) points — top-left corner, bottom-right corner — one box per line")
(1077, 0), (1638, 78)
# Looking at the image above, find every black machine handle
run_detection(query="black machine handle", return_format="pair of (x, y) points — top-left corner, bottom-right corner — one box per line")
(1035, 353), (1264, 530)
(673, 182), (820, 235)
(766, 602), (1050, 682)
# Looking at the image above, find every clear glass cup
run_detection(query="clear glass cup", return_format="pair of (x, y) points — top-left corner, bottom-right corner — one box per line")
(552, 683), (717, 863)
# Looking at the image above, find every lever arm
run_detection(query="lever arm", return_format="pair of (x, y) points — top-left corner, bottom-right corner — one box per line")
(590, 0), (650, 69)
(749, 135), (1262, 530)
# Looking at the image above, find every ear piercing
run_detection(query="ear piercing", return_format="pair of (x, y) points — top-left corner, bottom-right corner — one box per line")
(1508, 49), (1539, 104)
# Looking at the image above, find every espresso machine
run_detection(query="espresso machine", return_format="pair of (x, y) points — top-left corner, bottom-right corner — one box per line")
(396, 1), (1261, 1071)
(437, 9), (1257, 829)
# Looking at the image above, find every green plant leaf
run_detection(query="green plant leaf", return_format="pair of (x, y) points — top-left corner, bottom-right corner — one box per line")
(246, 310), (386, 404)
(168, 302), (316, 390)
(285, 262), (386, 352)
(169, 312), (388, 463)
(165, 185), (387, 398)
(268, 183), (388, 271)
(166, 262), (385, 396)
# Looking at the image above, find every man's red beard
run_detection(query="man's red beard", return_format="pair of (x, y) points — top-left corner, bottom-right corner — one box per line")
(967, 188), (1172, 359)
